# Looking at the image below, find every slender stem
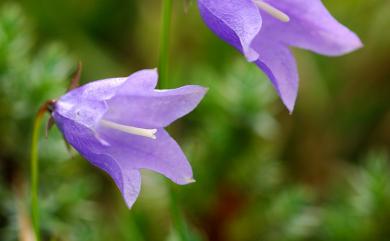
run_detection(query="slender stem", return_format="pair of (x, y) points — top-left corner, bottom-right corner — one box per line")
(30, 102), (50, 241)
(157, 1), (189, 240)
(169, 185), (190, 241)
(158, 0), (173, 89)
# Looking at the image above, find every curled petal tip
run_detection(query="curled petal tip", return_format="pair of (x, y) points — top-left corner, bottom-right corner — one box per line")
(285, 99), (296, 114)
(185, 178), (196, 184)
(350, 37), (364, 52)
(279, 91), (296, 114)
(200, 86), (209, 94)
(244, 48), (260, 62)
(287, 103), (295, 115)
(332, 34), (363, 56)
(150, 68), (159, 75)
(188, 85), (209, 98)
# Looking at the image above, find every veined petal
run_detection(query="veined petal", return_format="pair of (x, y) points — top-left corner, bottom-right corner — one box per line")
(117, 69), (158, 93)
(259, 0), (362, 56)
(53, 113), (143, 208)
(198, 0), (262, 61)
(60, 77), (126, 103)
(96, 126), (194, 185)
(104, 85), (207, 128)
(60, 69), (158, 103)
(83, 153), (142, 209)
(56, 69), (160, 127)
(252, 38), (298, 112)
(120, 169), (141, 208)
(55, 99), (108, 129)
(54, 110), (195, 207)
(52, 69), (205, 209)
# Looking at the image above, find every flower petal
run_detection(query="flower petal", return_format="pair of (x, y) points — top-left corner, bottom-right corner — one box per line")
(95, 126), (194, 185)
(117, 69), (158, 93)
(60, 69), (158, 103)
(252, 37), (298, 112)
(104, 85), (207, 128)
(60, 77), (126, 103)
(198, 0), (262, 61)
(84, 153), (141, 209)
(52, 113), (142, 208)
(258, 0), (362, 56)
(55, 99), (108, 128)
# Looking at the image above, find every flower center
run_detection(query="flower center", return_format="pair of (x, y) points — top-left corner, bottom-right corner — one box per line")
(253, 0), (290, 22)
(100, 119), (157, 139)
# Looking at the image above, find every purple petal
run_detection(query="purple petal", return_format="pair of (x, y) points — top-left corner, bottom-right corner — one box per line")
(84, 153), (142, 208)
(52, 70), (206, 209)
(57, 113), (194, 188)
(60, 77), (126, 103)
(252, 37), (298, 112)
(52, 113), (142, 208)
(117, 69), (158, 93)
(104, 85), (207, 128)
(198, 0), (262, 61)
(258, 0), (362, 56)
(118, 169), (141, 208)
(60, 69), (158, 103)
(55, 99), (108, 128)
(95, 126), (194, 185)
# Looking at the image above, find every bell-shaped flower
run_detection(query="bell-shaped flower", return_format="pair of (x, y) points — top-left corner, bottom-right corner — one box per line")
(198, 0), (362, 112)
(51, 69), (207, 208)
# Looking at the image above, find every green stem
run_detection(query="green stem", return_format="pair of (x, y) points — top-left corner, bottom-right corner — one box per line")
(158, 0), (173, 89)
(30, 103), (49, 241)
(169, 185), (190, 241)
(157, 2), (189, 239)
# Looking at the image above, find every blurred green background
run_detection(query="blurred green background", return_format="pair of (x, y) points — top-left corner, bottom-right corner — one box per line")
(0, 0), (389, 240)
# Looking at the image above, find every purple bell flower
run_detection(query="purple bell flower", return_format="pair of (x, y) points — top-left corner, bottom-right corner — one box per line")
(198, 0), (363, 112)
(51, 69), (207, 208)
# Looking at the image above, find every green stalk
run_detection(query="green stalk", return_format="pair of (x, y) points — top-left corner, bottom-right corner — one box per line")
(169, 184), (190, 241)
(157, 1), (190, 240)
(158, 0), (173, 89)
(30, 103), (49, 241)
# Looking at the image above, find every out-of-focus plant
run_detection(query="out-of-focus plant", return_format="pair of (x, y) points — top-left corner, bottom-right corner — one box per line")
(173, 62), (390, 241)
(0, 3), (72, 164)
(0, 4), (106, 241)
(321, 152), (390, 241)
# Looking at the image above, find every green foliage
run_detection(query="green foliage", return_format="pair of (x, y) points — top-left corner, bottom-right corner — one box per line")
(0, 3), (73, 164)
(321, 152), (390, 241)
(0, 4), (100, 241)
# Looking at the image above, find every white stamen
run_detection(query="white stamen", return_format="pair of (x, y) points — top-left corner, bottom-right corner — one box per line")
(100, 119), (157, 139)
(253, 0), (290, 22)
